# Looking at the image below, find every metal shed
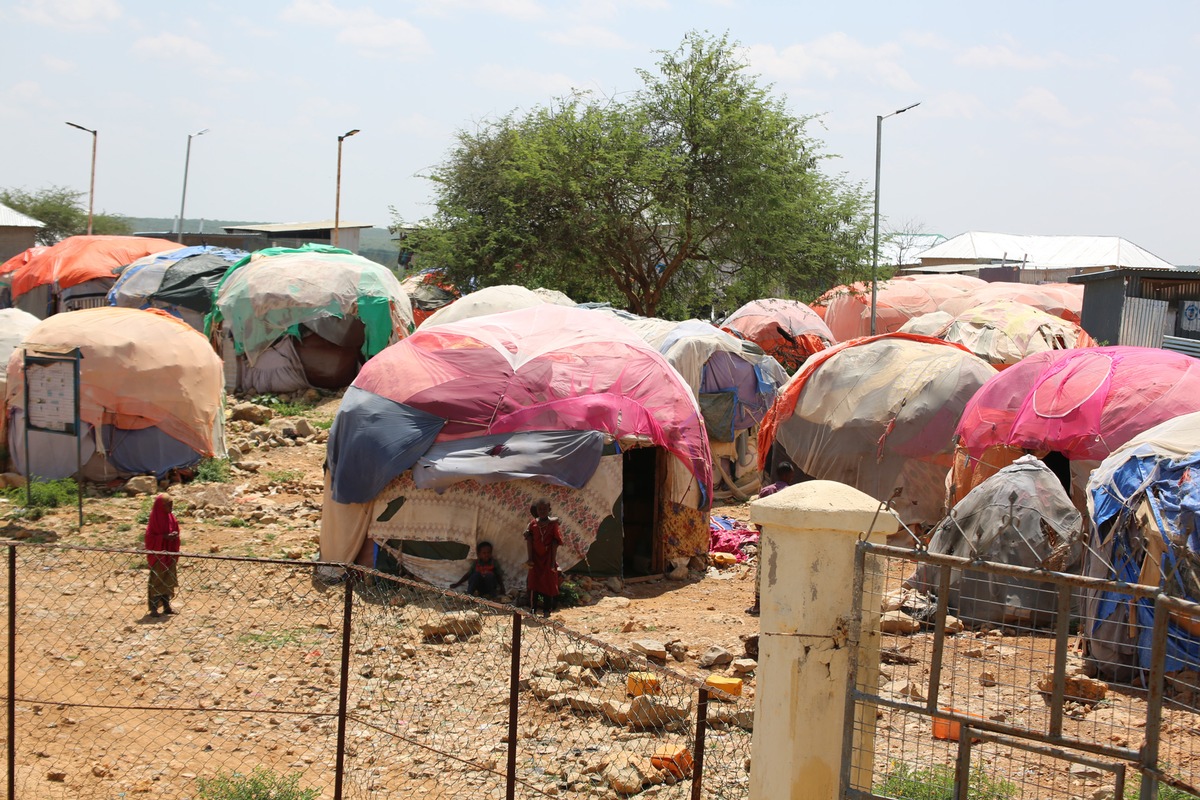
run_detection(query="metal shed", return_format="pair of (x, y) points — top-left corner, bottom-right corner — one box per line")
(1068, 268), (1200, 349)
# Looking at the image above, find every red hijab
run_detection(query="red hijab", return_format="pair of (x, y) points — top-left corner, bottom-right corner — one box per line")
(145, 495), (180, 566)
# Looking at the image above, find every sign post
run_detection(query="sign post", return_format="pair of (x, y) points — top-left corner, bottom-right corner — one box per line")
(22, 347), (84, 527)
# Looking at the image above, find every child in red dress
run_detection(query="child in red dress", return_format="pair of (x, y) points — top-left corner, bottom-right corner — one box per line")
(524, 499), (562, 617)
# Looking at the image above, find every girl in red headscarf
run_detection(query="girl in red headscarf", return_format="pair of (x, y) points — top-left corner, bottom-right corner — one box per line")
(144, 495), (180, 617)
(524, 498), (562, 617)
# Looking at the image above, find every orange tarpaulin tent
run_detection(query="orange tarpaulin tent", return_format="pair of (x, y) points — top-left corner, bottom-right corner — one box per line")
(10, 235), (178, 298)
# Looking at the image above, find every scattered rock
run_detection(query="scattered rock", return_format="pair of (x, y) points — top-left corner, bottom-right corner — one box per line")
(597, 596), (631, 610)
(627, 695), (691, 730)
(124, 475), (158, 496)
(741, 634), (759, 660)
(419, 611), (484, 640)
(698, 645), (733, 668)
(731, 658), (757, 675)
(293, 417), (316, 438)
(604, 752), (659, 795)
(667, 641), (688, 663)
(979, 670), (998, 687)
(666, 558), (690, 581)
(91, 764), (111, 778)
(558, 645), (606, 669)
(230, 402), (273, 424)
(883, 679), (926, 702)
(879, 610), (922, 635)
(708, 705), (754, 731)
(529, 678), (562, 700)
(1068, 763), (1105, 779)
(605, 577), (624, 593)
(943, 615), (964, 635)
(546, 692), (603, 713)
(46, 771), (66, 782)
(1037, 673), (1108, 703)
(601, 699), (631, 726)
(631, 639), (667, 661)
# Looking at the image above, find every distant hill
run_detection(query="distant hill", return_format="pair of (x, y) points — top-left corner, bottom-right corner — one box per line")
(120, 217), (401, 269)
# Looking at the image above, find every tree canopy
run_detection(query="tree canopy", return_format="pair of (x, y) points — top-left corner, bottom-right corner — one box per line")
(0, 185), (131, 245)
(394, 32), (873, 318)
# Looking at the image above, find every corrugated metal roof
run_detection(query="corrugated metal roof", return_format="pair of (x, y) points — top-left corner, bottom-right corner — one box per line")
(919, 231), (1173, 269)
(0, 203), (44, 228)
(1067, 267), (1200, 284)
(222, 220), (372, 234)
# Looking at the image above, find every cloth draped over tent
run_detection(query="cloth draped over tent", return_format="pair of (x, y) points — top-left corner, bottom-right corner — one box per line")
(759, 333), (997, 526)
(109, 246), (246, 329)
(721, 298), (833, 373)
(207, 244), (413, 365)
(401, 270), (459, 327)
(10, 236), (179, 300)
(921, 299), (1096, 369)
(420, 284), (575, 328)
(819, 279), (976, 342)
(939, 282), (1083, 324)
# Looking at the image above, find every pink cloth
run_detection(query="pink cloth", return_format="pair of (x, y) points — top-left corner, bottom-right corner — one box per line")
(708, 519), (758, 562)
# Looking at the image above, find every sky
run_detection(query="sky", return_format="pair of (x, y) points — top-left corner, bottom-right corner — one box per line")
(3, 0), (1199, 264)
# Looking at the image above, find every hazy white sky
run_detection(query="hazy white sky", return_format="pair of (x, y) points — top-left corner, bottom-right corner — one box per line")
(4, 0), (1198, 263)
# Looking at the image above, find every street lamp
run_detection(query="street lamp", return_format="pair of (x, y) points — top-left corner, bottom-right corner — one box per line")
(870, 102), (920, 336)
(65, 122), (97, 235)
(176, 128), (210, 243)
(333, 128), (360, 247)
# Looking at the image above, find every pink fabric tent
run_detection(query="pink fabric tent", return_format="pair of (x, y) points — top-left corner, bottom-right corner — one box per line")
(721, 298), (833, 372)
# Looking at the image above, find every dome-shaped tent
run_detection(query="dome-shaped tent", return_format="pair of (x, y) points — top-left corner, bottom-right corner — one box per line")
(928, 299), (1096, 369)
(0, 308), (41, 456)
(420, 284), (575, 328)
(759, 334), (997, 527)
(321, 305), (712, 586)
(207, 245), (413, 393)
(109, 245), (246, 330)
(9, 235), (179, 318)
(401, 269), (459, 327)
(822, 279), (975, 341)
(6, 307), (225, 480)
(951, 347), (1200, 506)
(939, 282), (1083, 323)
(720, 298), (833, 373)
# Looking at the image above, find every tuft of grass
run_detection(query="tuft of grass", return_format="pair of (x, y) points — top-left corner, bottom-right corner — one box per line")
(266, 469), (303, 483)
(116, 523), (132, 533)
(237, 629), (313, 649)
(135, 497), (154, 525)
(3, 477), (78, 509)
(557, 580), (585, 608)
(876, 763), (1016, 800)
(226, 518), (249, 528)
(196, 767), (318, 800)
(312, 418), (333, 430)
(250, 394), (318, 418)
(197, 458), (232, 484)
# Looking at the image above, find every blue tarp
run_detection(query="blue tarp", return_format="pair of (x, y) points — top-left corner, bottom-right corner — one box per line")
(104, 426), (202, 477)
(412, 430), (605, 492)
(327, 386), (446, 504)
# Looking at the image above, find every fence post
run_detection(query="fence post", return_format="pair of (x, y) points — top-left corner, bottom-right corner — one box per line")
(1140, 594), (1170, 800)
(748, 481), (899, 800)
(506, 611), (522, 800)
(7, 545), (14, 800)
(333, 571), (356, 800)
(690, 687), (709, 800)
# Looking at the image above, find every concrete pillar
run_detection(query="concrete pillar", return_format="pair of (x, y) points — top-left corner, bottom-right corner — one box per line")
(748, 480), (899, 800)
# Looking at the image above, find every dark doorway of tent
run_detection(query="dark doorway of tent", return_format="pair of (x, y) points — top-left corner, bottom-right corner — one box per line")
(574, 445), (664, 579)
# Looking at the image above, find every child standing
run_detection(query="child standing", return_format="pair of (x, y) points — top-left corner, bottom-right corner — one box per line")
(451, 541), (506, 599)
(144, 495), (181, 617)
(524, 499), (562, 617)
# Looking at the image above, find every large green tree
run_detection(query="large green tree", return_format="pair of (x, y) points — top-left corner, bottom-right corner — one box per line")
(0, 185), (131, 245)
(396, 32), (872, 317)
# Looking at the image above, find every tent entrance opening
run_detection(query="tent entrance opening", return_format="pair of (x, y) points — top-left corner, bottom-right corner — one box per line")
(622, 447), (661, 577)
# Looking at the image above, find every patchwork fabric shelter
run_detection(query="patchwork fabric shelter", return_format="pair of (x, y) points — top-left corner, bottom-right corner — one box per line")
(931, 299), (1097, 369)
(759, 334), (997, 527)
(951, 347), (1200, 506)
(1083, 412), (1200, 680)
(821, 279), (975, 341)
(939, 282), (1084, 323)
(0, 309), (40, 454)
(400, 270), (459, 327)
(910, 455), (1083, 627)
(898, 311), (954, 337)
(0, 246), (47, 307)
(109, 246), (246, 330)
(420, 284), (574, 328)
(6, 307), (225, 479)
(9, 236), (179, 318)
(320, 304), (712, 588)
(599, 310), (788, 501)
(208, 245), (413, 393)
(720, 298), (833, 373)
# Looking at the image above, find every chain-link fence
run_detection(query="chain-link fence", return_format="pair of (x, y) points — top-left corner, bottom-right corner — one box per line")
(843, 541), (1200, 800)
(0, 542), (752, 799)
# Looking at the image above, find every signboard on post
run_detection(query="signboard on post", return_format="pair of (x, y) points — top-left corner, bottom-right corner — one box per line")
(22, 347), (84, 527)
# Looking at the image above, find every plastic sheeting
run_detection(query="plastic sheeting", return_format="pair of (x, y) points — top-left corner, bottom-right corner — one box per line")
(420, 284), (575, 328)
(401, 271), (459, 327)
(6, 307), (225, 464)
(935, 299), (1096, 369)
(912, 456), (1083, 626)
(759, 334), (997, 526)
(939, 282), (1083, 324)
(1082, 412), (1200, 679)
(11, 236), (179, 299)
(721, 298), (833, 373)
(109, 246), (245, 324)
(413, 430), (605, 492)
(821, 279), (976, 341)
(326, 386), (445, 504)
(208, 245), (412, 365)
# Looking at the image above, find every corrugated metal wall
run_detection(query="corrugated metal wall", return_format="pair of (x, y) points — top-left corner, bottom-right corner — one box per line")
(1118, 296), (1169, 347)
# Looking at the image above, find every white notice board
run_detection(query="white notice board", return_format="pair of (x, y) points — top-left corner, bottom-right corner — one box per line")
(1182, 301), (1200, 333)
(26, 359), (76, 433)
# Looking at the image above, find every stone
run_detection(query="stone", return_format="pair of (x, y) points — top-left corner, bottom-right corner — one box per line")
(707, 705), (754, 731)
(698, 645), (733, 668)
(124, 475), (158, 496)
(529, 678), (562, 700)
(667, 641), (688, 663)
(1068, 763), (1104, 779)
(601, 699), (631, 726)
(419, 611), (484, 639)
(603, 752), (663, 795)
(731, 658), (757, 675)
(546, 692), (603, 713)
(879, 610), (922, 635)
(1038, 673), (1108, 703)
(882, 679), (926, 702)
(627, 694), (691, 730)
(46, 771), (66, 781)
(226, 447), (243, 463)
(605, 576), (624, 593)
(596, 596), (631, 610)
(741, 634), (759, 659)
(962, 644), (986, 658)
(558, 645), (606, 669)
(666, 563), (689, 581)
(979, 670), (998, 687)
(230, 402), (273, 424)
(943, 615), (964, 634)
(631, 639), (667, 661)
(293, 417), (316, 438)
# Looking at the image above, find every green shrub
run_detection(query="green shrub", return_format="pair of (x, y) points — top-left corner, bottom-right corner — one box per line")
(196, 767), (318, 800)
(312, 418), (333, 430)
(266, 469), (303, 483)
(876, 763), (1016, 800)
(557, 580), (585, 608)
(250, 394), (317, 418)
(197, 458), (231, 483)
(3, 477), (77, 509)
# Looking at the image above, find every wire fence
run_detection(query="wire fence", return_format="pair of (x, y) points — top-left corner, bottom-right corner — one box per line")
(0, 542), (753, 799)
(843, 541), (1200, 800)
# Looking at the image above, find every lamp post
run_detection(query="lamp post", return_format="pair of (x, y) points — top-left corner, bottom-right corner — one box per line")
(176, 128), (210, 243)
(65, 122), (97, 235)
(870, 102), (920, 335)
(334, 128), (360, 247)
